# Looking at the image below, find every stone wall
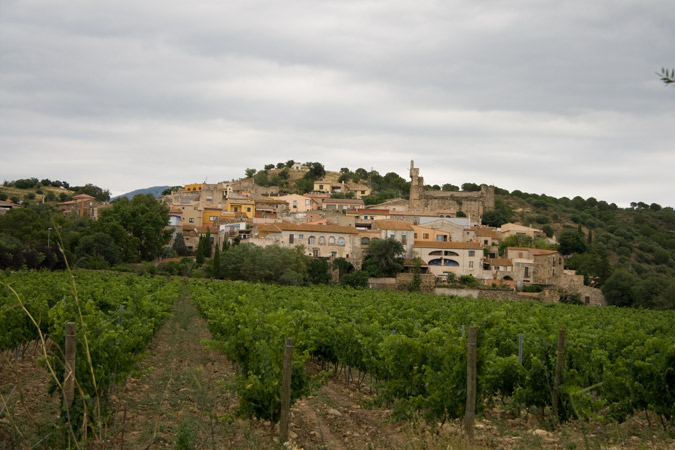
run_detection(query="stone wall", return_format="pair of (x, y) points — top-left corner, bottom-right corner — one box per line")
(368, 275), (606, 306)
(408, 161), (494, 217)
(368, 277), (397, 290)
(395, 273), (436, 292)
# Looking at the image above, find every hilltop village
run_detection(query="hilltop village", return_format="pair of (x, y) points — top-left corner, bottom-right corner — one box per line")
(156, 161), (604, 306)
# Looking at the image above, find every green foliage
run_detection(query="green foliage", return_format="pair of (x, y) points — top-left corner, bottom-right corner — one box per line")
(482, 199), (513, 227)
(541, 224), (554, 237)
(210, 245), (222, 279)
(304, 162), (326, 180)
(75, 232), (121, 266)
(188, 279), (675, 425)
(657, 67), (675, 85)
(245, 168), (256, 178)
(0, 271), (182, 430)
(341, 270), (369, 288)
(71, 183), (111, 202)
(308, 258), (331, 284)
(295, 178), (314, 194)
(172, 232), (189, 256)
(602, 270), (640, 307)
(459, 274), (480, 287)
(96, 194), (171, 261)
(558, 228), (588, 255)
(253, 170), (269, 186)
(221, 244), (308, 285)
(407, 259), (422, 292)
(461, 182), (481, 192)
(331, 257), (353, 281)
(364, 238), (405, 277)
(498, 234), (534, 256)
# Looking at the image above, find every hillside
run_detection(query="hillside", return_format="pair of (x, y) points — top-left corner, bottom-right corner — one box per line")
(112, 185), (171, 200)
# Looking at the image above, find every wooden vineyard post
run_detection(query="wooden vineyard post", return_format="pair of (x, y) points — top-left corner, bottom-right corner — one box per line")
(551, 328), (566, 422)
(64, 322), (76, 408)
(518, 333), (524, 365)
(463, 326), (477, 441)
(280, 337), (294, 444)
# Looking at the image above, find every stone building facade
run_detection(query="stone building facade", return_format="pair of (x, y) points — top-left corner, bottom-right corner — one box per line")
(409, 161), (495, 218)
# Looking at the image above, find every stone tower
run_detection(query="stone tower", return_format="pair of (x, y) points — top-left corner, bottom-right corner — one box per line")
(409, 160), (424, 210)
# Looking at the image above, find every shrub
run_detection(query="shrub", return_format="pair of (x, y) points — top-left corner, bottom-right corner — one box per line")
(341, 270), (369, 288)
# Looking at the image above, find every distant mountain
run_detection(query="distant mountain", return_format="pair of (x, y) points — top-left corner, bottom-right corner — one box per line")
(113, 186), (171, 200)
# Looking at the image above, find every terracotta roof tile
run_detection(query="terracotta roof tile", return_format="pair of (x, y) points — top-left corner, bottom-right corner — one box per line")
(414, 241), (483, 249)
(374, 220), (414, 231)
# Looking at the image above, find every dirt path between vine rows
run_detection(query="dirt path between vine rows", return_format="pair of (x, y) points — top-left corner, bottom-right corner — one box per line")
(107, 292), (438, 449)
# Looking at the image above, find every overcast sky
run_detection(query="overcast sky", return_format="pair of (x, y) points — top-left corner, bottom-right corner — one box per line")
(1, 0), (674, 207)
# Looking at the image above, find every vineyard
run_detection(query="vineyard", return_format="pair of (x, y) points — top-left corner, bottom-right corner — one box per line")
(1, 271), (674, 448)
(1, 270), (183, 443)
(190, 279), (675, 427)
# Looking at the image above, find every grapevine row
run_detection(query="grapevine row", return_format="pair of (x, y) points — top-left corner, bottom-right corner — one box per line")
(190, 279), (675, 424)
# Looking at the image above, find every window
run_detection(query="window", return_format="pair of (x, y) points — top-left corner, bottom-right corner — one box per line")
(319, 236), (326, 245)
(414, 233), (418, 239)
(524, 266), (529, 277)
(436, 235), (447, 242)
(209, 216), (217, 221)
(468, 250), (475, 257)
(293, 201), (297, 208)
(289, 234), (294, 244)
(329, 236), (336, 245)
(313, 249), (319, 257)
(518, 252), (523, 258)
(308, 236), (316, 245)
(299, 234), (304, 240)
(247, 207), (251, 212)
(401, 234), (407, 245)
(189, 218), (194, 223)
(469, 261), (474, 268)
(305, 199), (310, 205)
(423, 233), (429, 239)
(361, 237), (370, 246)
(338, 237), (345, 247)
(585, 296), (590, 304)
(234, 207), (238, 212)
(390, 233), (395, 239)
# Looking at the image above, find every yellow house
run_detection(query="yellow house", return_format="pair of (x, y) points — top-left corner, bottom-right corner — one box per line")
(184, 183), (204, 192)
(201, 206), (236, 226)
(225, 197), (255, 218)
(411, 224), (451, 243)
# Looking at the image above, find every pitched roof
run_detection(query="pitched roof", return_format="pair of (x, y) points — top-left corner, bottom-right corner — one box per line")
(487, 258), (513, 266)
(277, 222), (358, 234)
(72, 194), (96, 200)
(507, 247), (559, 256)
(256, 224), (282, 233)
(373, 220), (414, 231)
(414, 241), (483, 249)
(474, 227), (500, 238)
(323, 198), (364, 204)
(227, 198), (255, 205)
(346, 208), (389, 215)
